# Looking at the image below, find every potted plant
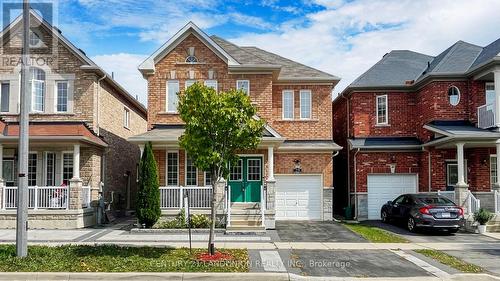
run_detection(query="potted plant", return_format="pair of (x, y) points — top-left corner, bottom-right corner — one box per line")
(473, 208), (493, 234)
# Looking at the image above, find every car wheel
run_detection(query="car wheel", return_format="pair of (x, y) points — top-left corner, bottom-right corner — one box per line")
(381, 210), (389, 223)
(407, 216), (417, 232)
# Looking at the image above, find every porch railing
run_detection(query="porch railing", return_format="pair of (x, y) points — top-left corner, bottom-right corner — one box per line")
(466, 191), (481, 215)
(437, 190), (456, 203)
(477, 103), (496, 129)
(495, 190), (500, 214)
(159, 186), (212, 209)
(2, 186), (69, 209)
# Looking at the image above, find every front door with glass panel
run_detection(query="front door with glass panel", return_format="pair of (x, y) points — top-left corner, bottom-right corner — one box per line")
(228, 156), (262, 202)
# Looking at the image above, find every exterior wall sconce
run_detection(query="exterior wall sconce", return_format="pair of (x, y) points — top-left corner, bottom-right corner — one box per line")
(293, 159), (302, 174)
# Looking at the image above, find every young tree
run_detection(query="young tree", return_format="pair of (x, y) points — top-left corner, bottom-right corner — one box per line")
(136, 142), (161, 228)
(178, 83), (265, 255)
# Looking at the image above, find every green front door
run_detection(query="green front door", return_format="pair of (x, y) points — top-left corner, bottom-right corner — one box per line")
(228, 156), (262, 202)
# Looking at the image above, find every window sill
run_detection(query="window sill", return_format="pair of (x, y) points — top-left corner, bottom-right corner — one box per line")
(22, 112), (75, 116)
(158, 111), (179, 115)
(375, 124), (390, 127)
(276, 119), (319, 122)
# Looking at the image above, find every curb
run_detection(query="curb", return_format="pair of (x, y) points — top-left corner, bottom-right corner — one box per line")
(130, 228), (226, 233)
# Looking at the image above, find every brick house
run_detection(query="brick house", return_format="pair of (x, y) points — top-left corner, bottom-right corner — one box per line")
(129, 22), (341, 231)
(0, 11), (147, 228)
(333, 39), (500, 220)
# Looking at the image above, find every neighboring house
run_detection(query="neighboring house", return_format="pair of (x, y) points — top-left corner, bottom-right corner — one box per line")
(0, 11), (147, 228)
(333, 39), (500, 220)
(129, 22), (341, 230)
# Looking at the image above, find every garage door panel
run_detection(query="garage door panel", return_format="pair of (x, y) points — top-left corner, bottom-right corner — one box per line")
(367, 174), (417, 220)
(275, 175), (322, 220)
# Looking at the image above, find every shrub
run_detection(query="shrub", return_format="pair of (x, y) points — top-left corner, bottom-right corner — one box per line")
(136, 142), (161, 228)
(190, 214), (211, 228)
(473, 208), (493, 225)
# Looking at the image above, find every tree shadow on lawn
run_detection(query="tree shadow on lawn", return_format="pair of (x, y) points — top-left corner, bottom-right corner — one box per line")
(70, 245), (176, 259)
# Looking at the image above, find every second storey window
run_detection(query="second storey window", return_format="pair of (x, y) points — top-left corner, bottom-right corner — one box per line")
(185, 80), (196, 89)
(1, 82), (9, 112)
(166, 80), (179, 112)
(376, 95), (388, 125)
(204, 80), (218, 91)
(448, 86), (460, 106)
(282, 90), (294, 120)
(236, 80), (249, 95)
(56, 81), (68, 112)
(30, 68), (45, 112)
(300, 90), (311, 119)
(123, 107), (130, 129)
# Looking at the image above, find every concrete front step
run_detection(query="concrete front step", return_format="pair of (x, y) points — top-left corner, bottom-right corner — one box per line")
(231, 203), (261, 210)
(230, 220), (263, 227)
(486, 224), (500, 232)
(230, 214), (262, 220)
(225, 225), (266, 233)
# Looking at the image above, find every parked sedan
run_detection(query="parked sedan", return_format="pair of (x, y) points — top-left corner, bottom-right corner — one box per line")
(380, 194), (465, 233)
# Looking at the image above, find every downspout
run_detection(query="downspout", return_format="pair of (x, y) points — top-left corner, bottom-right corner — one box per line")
(353, 148), (360, 220)
(342, 95), (351, 209)
(331, 150), (341, 222)
(96, 74), (107, 136)
(425, 147), (432, 192)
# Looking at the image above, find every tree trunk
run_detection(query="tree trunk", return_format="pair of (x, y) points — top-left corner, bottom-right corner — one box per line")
(208, 170), (218, 255)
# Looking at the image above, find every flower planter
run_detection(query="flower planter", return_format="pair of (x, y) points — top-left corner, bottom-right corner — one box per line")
(477, 224), (487, 234)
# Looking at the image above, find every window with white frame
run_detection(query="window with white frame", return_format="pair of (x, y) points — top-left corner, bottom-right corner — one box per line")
(29, 30), (41, 47)
(30, 68), (46, 112)
(376, 95), (388, 125)
(204, 80), (218, 91)
(1, 82), (9, 112)
(124, 107), (130, 128)
(491, 156), (497, 187)
(185, 155), (197, 186)
(446, 162), (467, 187)
(167, 152), (178, 186)
(62, 152), (73, 186)
(166, 80), (180, 112)
(300, 90), (312, 119)
(204, 171), (212, 186)
(486, 83), (495, 105)
(282, 90), (294, 119)
(185, 80), (196, 89)
(236, 80), (250, 95)
(28, 153), (37, 186)
(56, 81), (68, 112)
(447, 86), (460, 106)
(45, 152), (56, 186)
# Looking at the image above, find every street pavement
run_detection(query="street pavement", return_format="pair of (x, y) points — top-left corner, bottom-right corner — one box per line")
(0, 220), (499, 279)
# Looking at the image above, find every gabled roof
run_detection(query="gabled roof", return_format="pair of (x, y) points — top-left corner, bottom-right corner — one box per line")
(1, 10), (147, 116)
(470, 37), (500, 69)
(138, 22), (240, 74)
(139, 22), (340, 83)
(350, 50), (433, 88)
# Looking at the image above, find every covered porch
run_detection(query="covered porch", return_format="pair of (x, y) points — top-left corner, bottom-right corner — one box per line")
(0, 122), (107, 228)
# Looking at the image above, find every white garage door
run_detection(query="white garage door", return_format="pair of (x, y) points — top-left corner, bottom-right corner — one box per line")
(275, 175), (322, 220)
(367, 174), (417, 220)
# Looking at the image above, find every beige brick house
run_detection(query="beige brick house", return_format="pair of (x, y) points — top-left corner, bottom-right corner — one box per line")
(0, 11), (147, 228)
(129, 22), (341, 231)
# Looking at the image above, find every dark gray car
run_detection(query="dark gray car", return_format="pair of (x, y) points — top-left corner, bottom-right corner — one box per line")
(380, 194), (465, 233)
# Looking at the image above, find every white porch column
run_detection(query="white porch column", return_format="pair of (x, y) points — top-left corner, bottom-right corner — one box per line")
(495, 71), (500, 127)
(495, 140), (500, 191)
(456, 142), (467, 187)
(139, 144), (145, 158)
(0, 144), (3, 179)
(73, 144), (80, 179)
(267, 146), (275, 182)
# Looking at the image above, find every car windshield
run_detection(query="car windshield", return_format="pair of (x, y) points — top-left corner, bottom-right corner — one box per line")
(416, 196), (455, 206)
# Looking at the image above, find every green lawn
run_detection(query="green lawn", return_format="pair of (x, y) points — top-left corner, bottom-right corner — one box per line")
(343, 223), (410, 243)
(414, 249), (483, 273)
(0, 245), (248, 272)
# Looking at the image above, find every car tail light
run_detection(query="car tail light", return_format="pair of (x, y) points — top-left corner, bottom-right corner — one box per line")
(457, 207), (464, 216)
(419, 206), (431, 215)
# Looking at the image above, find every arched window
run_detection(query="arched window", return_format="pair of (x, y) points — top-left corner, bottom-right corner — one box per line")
(30, 68), (45, 112)
(185, 55), (198, 63)
(448, 86), (460, 106)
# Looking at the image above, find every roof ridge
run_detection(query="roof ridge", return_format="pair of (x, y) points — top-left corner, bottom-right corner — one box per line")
(431, 41), (461, 73)
(243, 46), (338, 78)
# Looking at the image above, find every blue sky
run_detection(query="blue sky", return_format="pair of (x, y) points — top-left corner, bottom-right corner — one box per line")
(4, 0), (500, 106)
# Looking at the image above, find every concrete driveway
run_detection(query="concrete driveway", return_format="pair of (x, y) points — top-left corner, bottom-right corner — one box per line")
(363, 220), (499, 243)
(275, 221), (366, 242)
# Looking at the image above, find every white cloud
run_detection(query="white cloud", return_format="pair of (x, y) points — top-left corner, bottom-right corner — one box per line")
(91, 53), (148, 105)
(230, 0), (500, 97)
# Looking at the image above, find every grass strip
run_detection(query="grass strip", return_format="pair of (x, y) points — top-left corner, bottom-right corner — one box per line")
(414, 249), (483, 273)
(343, 223), (410, 243)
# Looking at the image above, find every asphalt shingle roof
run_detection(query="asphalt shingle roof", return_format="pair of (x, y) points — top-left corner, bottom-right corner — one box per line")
(350, 50), (433, 87)
(210, 35), (339, 81)
(349, 137), (422, 149)
(470, 38), (500, 69)
(425, 41), (482, 74)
